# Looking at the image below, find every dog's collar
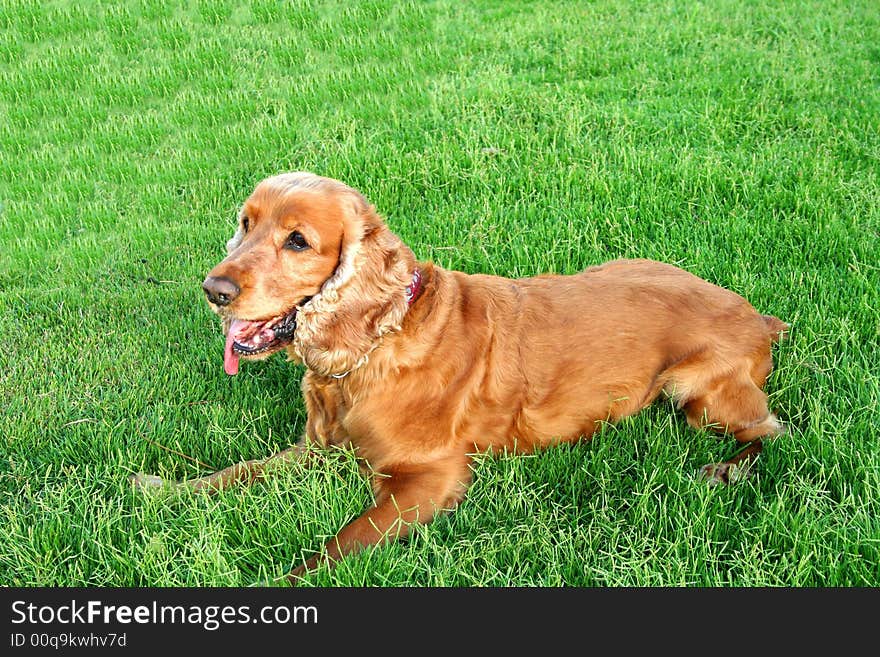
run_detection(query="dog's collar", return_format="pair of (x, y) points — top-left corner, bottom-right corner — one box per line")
(405, 267), (423, 306)
(329, 268), (423, 380)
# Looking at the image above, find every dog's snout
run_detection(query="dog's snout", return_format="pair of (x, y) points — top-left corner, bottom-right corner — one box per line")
(202, 276), (240, 306)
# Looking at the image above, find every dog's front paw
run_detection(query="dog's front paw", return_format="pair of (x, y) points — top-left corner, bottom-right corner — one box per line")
(129, 472), (170, 490)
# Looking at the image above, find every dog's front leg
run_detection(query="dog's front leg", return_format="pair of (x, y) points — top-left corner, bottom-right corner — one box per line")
(288, 453), (472, 581)
(131, 376), (349, 494)
(129, 442), (313, 493)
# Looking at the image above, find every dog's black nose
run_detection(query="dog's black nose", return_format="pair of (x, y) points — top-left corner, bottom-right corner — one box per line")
(202, 276), (240, 306)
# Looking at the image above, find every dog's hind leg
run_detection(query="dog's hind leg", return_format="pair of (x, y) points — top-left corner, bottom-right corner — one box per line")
(680, 369), (785, 485)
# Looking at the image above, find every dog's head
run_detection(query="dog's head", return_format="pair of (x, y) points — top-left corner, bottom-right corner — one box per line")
(203, 172), (416, 376)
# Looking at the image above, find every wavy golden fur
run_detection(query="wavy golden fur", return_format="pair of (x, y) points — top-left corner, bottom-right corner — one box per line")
(133, 172), (788, 582)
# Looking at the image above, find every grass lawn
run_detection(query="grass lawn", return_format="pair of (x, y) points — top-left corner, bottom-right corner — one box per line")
(1, 0), (878, 587)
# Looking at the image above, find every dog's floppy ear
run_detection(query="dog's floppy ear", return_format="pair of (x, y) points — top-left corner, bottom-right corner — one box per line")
(315, 189), (380, 304)
(293, 190), (416, 377)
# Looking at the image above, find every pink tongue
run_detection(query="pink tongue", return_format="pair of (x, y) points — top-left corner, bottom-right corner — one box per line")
(224, 320), (244, 376)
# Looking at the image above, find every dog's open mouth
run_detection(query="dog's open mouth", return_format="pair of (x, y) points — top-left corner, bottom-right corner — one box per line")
(223, 309), (297, 376)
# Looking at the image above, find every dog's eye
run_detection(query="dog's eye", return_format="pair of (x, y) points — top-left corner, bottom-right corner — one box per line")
(242, 217), (250, 233)
(285, 231), (310, 251)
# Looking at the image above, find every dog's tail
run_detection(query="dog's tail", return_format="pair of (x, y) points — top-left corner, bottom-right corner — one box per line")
(762, 314), (789, 343)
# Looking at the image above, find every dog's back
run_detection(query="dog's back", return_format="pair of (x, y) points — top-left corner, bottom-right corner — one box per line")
(421, 259), (786, 454)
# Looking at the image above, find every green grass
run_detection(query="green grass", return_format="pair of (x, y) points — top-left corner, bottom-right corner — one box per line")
(1, 0), (878, 587)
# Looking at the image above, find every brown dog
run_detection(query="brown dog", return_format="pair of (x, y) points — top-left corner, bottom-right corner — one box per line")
(133, 172), (788, 581)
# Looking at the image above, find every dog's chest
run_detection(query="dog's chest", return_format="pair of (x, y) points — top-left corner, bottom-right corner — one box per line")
(332, 374), (521, 469)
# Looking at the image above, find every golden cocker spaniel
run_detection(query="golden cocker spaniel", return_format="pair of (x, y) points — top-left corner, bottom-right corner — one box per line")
(134, 172), (788, 581)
